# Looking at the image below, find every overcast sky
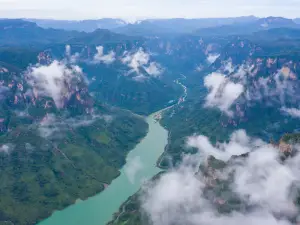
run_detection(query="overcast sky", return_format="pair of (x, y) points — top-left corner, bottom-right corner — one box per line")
(0, 0), (300, 20)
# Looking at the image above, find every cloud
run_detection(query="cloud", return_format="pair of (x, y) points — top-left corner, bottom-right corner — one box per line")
(27, 60), (85, 108)
(25, 143), (35, 151)
(241, 68), (300, 109)
(204, 72), (244, 115)
(141, 130), (300, 225)
(122, 48), (163, 79)
(65, 44), (71, 57)
(141, 158), (205, 225)
(207, 54), (220, 64)
(281, 107), (300, 118)
(38, 113), (112, 139)
(0, 143), (14, 154)
(124, 156), (144, 184)
(187, 130), (261, 161)
(203, 64), (300, 117)
(223, 61), (235, 74)
(144, 62), (163, 77)
(132, 74), (148, 82)
(93, 46), (116, 64)
(122, 48), (150, 74)
(38, 114), (61, 138)
(195, 64), (204, 72)
(65, 45), (80, 64)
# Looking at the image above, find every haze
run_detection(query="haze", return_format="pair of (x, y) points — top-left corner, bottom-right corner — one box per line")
(1, 0), (300, 20)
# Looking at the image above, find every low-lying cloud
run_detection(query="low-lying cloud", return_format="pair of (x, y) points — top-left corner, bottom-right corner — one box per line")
(207, 54), (220, 64)
(203, 63), (300, 117)
(38, 113), (112, 139)
(27, 60), (85, 108)
(281, 107), (300, 118)
(93, 46), (116, 64)
(124, 156), (144, 184)
(0, 143), (15, 154)
(65, 45), (80, 64)
(122, 48), (163, 80)
(141, 130), (300, 225)
(204, 72), (244, 115)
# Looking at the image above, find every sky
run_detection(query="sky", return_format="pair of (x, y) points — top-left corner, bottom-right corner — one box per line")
(0, 0), (300, 20)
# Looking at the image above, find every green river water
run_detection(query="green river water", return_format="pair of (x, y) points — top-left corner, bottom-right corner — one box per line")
(38, 112), (168, 225)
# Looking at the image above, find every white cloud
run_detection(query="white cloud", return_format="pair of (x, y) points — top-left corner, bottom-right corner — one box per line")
(27, 60), (84, 108)
(242, 68), (298, 107)
(65, 45), (80, 64)
(0, 143), (14, 154)
(204, 72), (244, 115)
(144, 62), (163, 77)
(141, 130), (300, 225)
(65, 45), (71, 57)
(281, 107), (300, 118)
(122, 48), (150, 74)
(93, 46), (116, 64)
(38, 114), (61, 138)
(124, 156), (144, 184)
(122, 48), (163, 79)
(204, 64), (300, 117)
(141, 161), (206, 225)
(187, 130), (258, 161)
(233, 147), (298, 215)
(38, 113), (112, 139)
(207, 54), (220, 64)
(223, 61), (235, 74)
(132, 74), (148, 82)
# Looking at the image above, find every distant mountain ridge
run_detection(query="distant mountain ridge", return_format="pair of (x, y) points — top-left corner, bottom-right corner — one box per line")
(113, 16), (259, 35)
(3, 15), (300, 225)
(27, 18), (128, 32)
(0, 19), (82, 47)
(22, 16), (300, 36)
(196, 17), (300, 36)
(0, 19), (138, 47)
(22, 16), (259, 35)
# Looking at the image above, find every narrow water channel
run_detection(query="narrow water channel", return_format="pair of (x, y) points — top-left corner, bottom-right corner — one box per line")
(38, 113), (169, 225)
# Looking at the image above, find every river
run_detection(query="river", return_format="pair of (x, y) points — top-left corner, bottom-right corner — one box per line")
(38, 112), (169, 225)
(38, 78), (188, 225)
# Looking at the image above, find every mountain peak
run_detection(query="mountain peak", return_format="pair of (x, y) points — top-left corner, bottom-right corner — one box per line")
(257, 16), (296, 28)
(0, 19), (37, 29)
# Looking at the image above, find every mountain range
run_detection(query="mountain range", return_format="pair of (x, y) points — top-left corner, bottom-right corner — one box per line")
(1, 15), (300, 225)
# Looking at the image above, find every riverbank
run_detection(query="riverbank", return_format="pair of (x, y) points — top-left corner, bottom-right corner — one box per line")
(37, 114), (169, 225)
(37, 77), (188, 225)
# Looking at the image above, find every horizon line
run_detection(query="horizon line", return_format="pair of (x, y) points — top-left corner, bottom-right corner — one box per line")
(1, 15), (299, 22)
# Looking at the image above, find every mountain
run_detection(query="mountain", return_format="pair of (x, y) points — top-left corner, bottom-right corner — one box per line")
(2, 15), (300, 225)
(252, 27), (300, 41)
(113, 16), (258, 36)
(67, 28), (143, 45)
(26, 17), (258, 35)
(196, 17), (300, 36)
(108, 137), (300, 225)
(0, 19), (82, 47)
(0, 44), (150, 224)
(0, 47), (39, 69)
(293, 18), (300, 24)
(28, 18), (128, 32)
(113, 21), (178, 36)
(155, 32), (300, 166)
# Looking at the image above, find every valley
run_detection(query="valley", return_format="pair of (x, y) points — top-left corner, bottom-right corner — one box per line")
(37, 113), (168, 225)
(36, 77), (188, 225)
(1, 15), (300, 225)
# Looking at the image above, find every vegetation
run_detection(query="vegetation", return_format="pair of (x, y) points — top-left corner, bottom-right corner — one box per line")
(2, 17), (300, 225)
(0, 101), (148, 225)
